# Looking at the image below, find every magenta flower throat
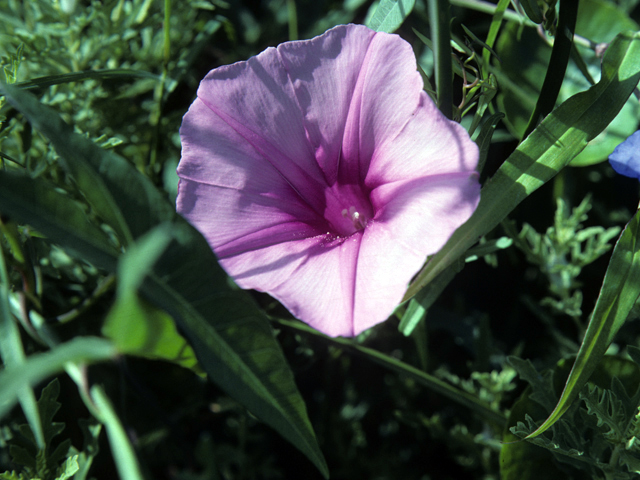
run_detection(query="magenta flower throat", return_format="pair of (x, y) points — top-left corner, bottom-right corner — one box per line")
(176, 24), (481, 337)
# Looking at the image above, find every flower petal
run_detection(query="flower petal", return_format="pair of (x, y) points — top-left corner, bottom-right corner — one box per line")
(278, 24), (424, 185)
(352, 173), (481, 335)
(178, 99), (326, 251)
(366, 92), (480, 188)
(189, 44), (329, 213)
(220, 234), (363, 337)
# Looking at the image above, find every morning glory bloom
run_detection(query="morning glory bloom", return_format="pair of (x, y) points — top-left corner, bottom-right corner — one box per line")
(176, 24), (480, 337)
(609, 130), (640, 180)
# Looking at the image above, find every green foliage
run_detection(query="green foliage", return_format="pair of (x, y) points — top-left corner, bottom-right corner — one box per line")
(526, 205), (640, 440)
(495, 0), (640, 166)
(503, 355), (640, 479)
(505, 195), (621, 320)
(0, 380), (92, 480)
(365, 0), (416, 33)
(2, 0), (640, 478)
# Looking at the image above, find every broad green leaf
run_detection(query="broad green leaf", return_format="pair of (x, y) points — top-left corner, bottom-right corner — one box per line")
(366, 0), (415, 33)
(496, 0), (639, 165)
(0, 83), (328, 476)
(526, 207), (640, 439)
(404, 30), (640, 302)
(140, 223), (328, 477)
(90, 386), (144, 480)
(103, 224), (201, 373)
(0, 337), (116, 421)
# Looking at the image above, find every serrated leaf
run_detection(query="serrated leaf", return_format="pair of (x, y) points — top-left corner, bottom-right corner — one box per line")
(404, 30), (640, 302)
(72, 420), (101, 480)
(55, 455), (79, 480)
(366, 0), (415, 33)
(580, 384), (626, 441)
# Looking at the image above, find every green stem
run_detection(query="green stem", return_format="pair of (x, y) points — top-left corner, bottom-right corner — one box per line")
(287, 0), (298, 41)
(429, 0), (453, 120)
(275, 318), (508, 428)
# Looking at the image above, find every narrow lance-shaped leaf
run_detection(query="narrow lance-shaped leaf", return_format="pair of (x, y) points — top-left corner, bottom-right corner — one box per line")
(525, 206), (640, 438)
(403, 30), (640, 302)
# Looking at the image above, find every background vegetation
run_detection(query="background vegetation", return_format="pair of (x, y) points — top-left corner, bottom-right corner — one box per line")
(2, 0), (640, 479)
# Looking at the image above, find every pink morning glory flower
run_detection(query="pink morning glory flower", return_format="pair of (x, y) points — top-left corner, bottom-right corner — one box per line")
(176, 24), (480, 337)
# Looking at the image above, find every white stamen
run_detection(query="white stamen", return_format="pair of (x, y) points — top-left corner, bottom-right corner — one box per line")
(342, 206), (367, 230)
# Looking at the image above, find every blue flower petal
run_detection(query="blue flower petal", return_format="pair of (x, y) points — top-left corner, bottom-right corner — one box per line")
(609, 130), (640, 180)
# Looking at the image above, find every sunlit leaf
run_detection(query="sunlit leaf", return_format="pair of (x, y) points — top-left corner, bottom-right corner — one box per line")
(366, 0), (415, 33)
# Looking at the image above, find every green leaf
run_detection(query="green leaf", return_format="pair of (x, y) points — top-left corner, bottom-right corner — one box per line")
(0, 81), (175, 246)
(90, 386), (144, 480)
(102, 224), (201, 373)
(0, 83), (328, 476)
(0, 171), (120, 271)
(140, 224), (328, 477)
(522, 0), (579, 139)
(398, 298), (426, 337)
(366, 0), (415, 33)
(12, 69), (159, 93)
(526, 207), (640, 439)
(404, 30), (640, 302)
(55, 455), (79, 480)
(496, 0), (639, 165)
(0, 231), (44, 450)
(277, 318), (508, 428)
(502, 355), (640, 479)
(519, 0), (544, 24)
(0, 337), (117, 421)
(72, 420), (101, 480)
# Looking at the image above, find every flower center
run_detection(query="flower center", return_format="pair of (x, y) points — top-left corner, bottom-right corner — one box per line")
(341, 206), (367, 231)
(322, 183), (373, 237)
